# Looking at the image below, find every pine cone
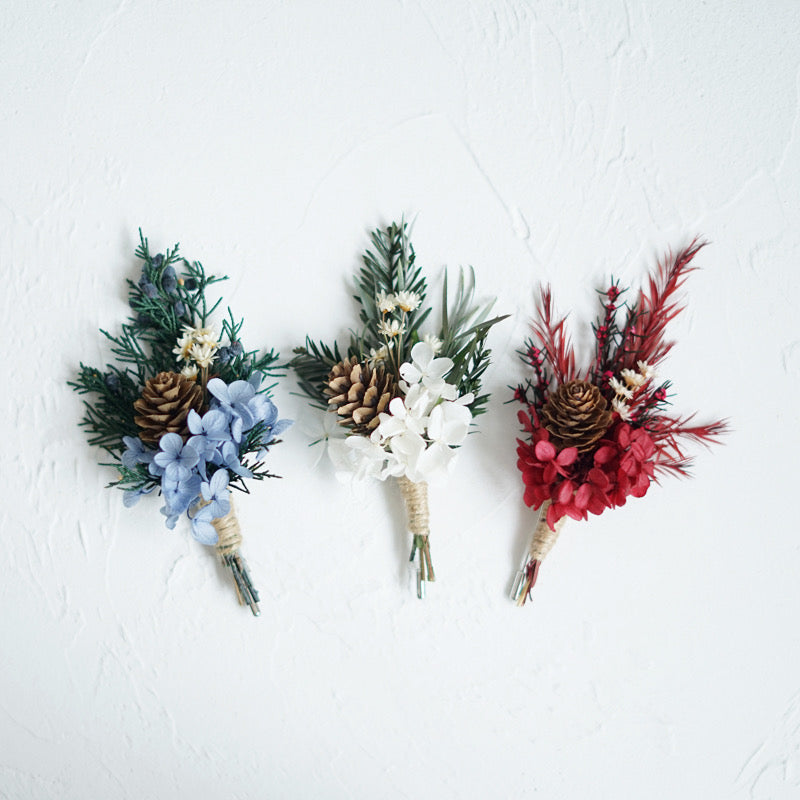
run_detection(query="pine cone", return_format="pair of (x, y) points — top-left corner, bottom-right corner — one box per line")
(133, 371), (205, 444)
(325, 356), (397, 434)
(540, 380), (612, 453)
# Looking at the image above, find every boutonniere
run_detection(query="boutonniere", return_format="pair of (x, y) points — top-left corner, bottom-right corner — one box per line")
(70, 232), (290, 614)
(511, 240), (727, 604)
(292, 221), (506, 597)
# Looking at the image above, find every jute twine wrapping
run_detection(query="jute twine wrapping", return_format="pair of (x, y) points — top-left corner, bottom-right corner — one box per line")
(396, 476), (430, 537)
(396, 475), (435, 586)
(212, 497), (243, 559)
(528, 500), (566, 562)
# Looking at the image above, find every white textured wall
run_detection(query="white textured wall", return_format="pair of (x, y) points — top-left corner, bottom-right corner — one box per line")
(2, 2), (799, 798)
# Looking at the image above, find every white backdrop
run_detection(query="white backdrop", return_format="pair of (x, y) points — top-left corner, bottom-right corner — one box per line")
(2, 2), (799, 798)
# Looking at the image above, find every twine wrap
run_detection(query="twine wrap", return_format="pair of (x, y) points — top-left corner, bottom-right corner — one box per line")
(511, 500), (567, 605)
(528, 500), (566, 562)
(396, 475), (430, 537)
(212, 501), (243, 558)
(208, 497), (260, 616)
(396, 475), (435, 594)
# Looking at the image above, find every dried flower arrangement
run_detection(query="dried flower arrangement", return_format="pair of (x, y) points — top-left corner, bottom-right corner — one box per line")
(511, 240), (727, 604)
(291, 221), (506, 597)
(70, 232), (290, 614)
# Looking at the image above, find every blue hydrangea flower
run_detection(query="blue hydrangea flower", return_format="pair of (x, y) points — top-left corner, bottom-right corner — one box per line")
(217, 440), (253, 479)
(187, 410), (231, 458)
(207, 378), (263, 441)
(161, 472), (202, 520)
(153, 433), (200, 481)
(123, 484), (155, 508)
(190, 469), (231, 544)
(254, 399), (293, 459)
(121, 436), (155, 469)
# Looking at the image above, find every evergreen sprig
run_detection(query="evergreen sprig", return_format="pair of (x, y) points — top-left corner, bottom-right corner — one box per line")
(70, 230), (283, 487)
(291, 220), (507, 418)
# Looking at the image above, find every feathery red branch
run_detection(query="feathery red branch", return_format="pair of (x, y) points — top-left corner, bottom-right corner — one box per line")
(532, 286), (577, 385)
(619, 239), (706, 370)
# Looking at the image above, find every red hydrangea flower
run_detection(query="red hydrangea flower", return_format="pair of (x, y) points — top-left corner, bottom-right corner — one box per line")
(517, 416), (659, 530)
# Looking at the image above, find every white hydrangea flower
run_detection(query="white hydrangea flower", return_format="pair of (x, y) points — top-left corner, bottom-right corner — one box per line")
(386, 430), (428, 479)
(399, 342), (456, 400)
(378, 319), (405, 338)
(328, 436), (402, 482)
(394, 290), (421, 313)
(426, 400), (472, 447)
(372, 385), (439, 446)
(414, 442), (457, 483)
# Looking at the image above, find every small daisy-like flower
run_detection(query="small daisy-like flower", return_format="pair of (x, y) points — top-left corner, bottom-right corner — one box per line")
(378, 319), (405, 338)
(193, 327), (220, 347)
(620, 368), (646, 389)
(173, 328), (195, 362)
(422, 333), (443, 354)
(394, 290), (421, 313)
(611, 396), (632, 421)
(376, 291), (396, 314)
(181, 364), (199, 380)
(368, 343), (391, 366)
(637, 360), (657, 381)
(609, 376), (634, 399)
(173, 325), (221, 362)
(189, 342), (218, 369)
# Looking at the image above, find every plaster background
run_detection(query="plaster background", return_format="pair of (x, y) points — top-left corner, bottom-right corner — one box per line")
(2, 1), (799, 798)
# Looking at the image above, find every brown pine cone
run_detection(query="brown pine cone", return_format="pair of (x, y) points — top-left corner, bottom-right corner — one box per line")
(540, 380), (613, 453)
(133, 371), (205, 444)
(325, 356), (397, 434)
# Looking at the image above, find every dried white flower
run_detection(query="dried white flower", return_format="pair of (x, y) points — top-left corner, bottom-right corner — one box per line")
(637, 360), (657, 381)
(611, 396), (632, 421)
(378, 319), (405, 338)
(189, 342), (218, 369)
(621, 368), (646, 388)
(367, 343), (391, 366)
(422, 333), (443, 355)
(173, 325), (221, 363)
(376, 291), (396, 314)
(609, 376), (634, 399)
(394, 290), (421, 313)
(180, 364), (199, 380)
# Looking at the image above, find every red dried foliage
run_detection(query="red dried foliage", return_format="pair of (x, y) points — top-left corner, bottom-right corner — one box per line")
(516, 238), (728, 531)
(531, 286), (577, 385)
(618, 239), (706, 371)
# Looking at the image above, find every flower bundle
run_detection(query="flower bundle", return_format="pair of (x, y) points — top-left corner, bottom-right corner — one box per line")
(511, 239), (727, 604)
(291, 221), (506, 597)
(70, 232), (290, 615)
